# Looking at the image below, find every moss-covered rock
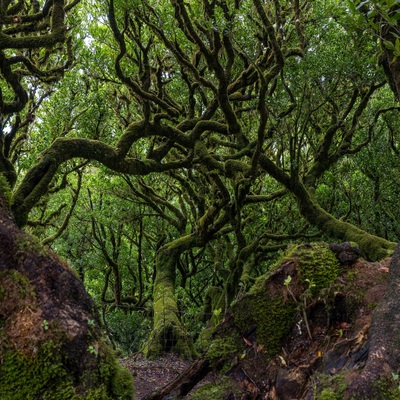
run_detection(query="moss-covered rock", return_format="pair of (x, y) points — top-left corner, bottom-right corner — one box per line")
(0, 207), (134, 399)
(230, 243), (341, 356)
(234, 294), (296, 356)
(0, 341), (134, 400)
(188, 376), (241, 400)
(291, 242), (341, 295)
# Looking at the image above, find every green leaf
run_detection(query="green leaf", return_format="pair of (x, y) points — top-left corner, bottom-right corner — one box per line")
(383, 40), (395, 50)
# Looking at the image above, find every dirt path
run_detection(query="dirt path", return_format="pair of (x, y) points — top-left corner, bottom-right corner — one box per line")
(119, 353), (193, 399)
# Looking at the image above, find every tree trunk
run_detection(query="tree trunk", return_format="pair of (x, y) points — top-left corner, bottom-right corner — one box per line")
(0, 195), (134, 399)
(145, 236), (195, 359)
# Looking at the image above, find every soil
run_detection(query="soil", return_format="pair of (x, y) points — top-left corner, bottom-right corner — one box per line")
(120, 353), (221, 399)
(119, 354), (192, 399)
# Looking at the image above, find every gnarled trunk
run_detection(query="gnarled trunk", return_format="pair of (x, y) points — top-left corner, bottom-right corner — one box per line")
(145, 236), (195, 359)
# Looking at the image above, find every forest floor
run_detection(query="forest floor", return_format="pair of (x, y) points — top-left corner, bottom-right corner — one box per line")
(119, 353), (191, 399)
(119, 353), (222, 399)
(119, 256), (391, 400)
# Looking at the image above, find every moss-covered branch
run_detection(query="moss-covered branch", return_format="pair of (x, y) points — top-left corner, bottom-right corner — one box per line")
(0, 0), (66, 50)
(11, 126), (192, 226)
(258, 154), (395, 260)
(291, 179), (395, 261)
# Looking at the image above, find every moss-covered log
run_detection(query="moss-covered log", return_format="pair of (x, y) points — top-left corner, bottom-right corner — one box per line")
(0, 198), (134, 399)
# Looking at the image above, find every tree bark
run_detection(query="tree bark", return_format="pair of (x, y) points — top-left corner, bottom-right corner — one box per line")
(146, 236), (196, 358)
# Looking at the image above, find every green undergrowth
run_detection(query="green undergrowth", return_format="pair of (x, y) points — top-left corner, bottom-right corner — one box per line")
(188, 376), (241, 400)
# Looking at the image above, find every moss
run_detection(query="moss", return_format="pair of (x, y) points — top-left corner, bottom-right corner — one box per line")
(234, 295), (296, 356)
(315, 373), (347, 400)
(233, 243), (341, 358)
(15, 233), (48, 257)
(207, 335), (242, 372)
(0, 342), (78, 400)
(195, 324), (215, 353)
(0, 173), (12, 207)
(189, 376), (240, 400)
(0, 270), (34, 301)
(145, 246), (193, 359)
(0, 269), (134, 399)
(293, 243), (341, 295)
(145, 279), (193, 358)
(319, 388), (341, 400)
(97, 341), (135, 399)
(202, 286), (224, 324)
(0, 339), (134, 400)
(367, 376), (400, 400)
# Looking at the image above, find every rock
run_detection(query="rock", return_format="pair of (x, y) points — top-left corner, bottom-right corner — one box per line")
(329, 242), (361, 266)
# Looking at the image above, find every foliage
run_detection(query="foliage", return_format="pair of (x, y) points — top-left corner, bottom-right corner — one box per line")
(105, 309), (151, 354)
(1, 0), (400, 364)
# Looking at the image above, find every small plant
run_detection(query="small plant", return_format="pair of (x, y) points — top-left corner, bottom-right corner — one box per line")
(87, 318), (95, 327)
(88, 343), (99, 357)
(284, 275), (313, 341)
(212, 307), (222, 326)
(392, 373), (400, 391)
(42, 319), (49, 331)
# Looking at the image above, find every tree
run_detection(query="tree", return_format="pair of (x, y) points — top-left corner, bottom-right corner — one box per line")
(2, 0), (400, 365)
